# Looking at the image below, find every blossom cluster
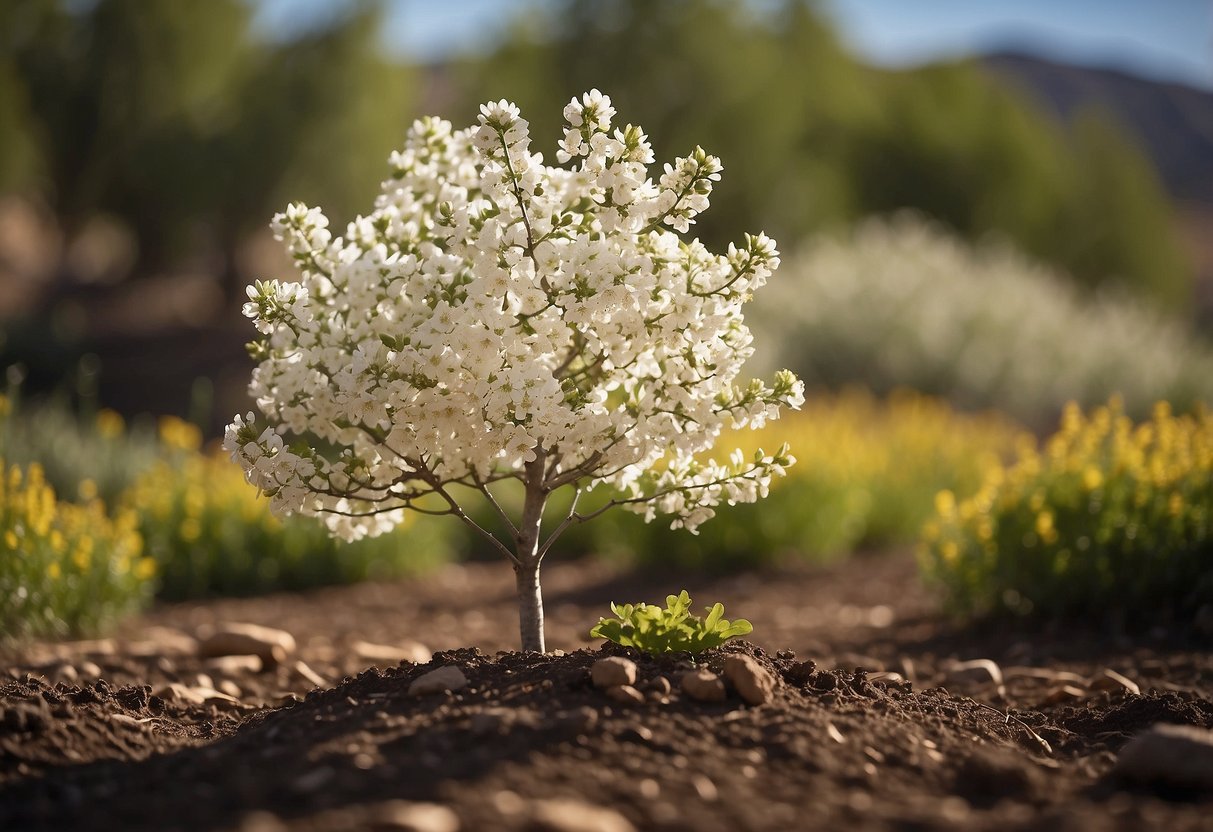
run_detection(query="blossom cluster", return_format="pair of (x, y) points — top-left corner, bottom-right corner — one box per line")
(226, 91), (804, 541)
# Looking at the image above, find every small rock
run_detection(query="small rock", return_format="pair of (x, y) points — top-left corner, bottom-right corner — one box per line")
(681, 668), (727, 703)
(644, 675), (672, 696)
(591, 657), (637, 689)
(127, 628), (198, 657)
(198, 623), (296, 664)
(153, 683), (240, 706)
(353, 639), (433, 665)
(690, 774), (718, 801)
(605, 685), (645, 705)
(408, 666), (468, 697)
(217, 679), (243, 699)
(723, 655), (777, 706)
(369, 800), (460, 832)
(1113, 723), (1213, 791)
(555, 706), (598, 735)
(1041, 684), (1087, 705)
(77, 661), (102, 679)
(205, 654), (264, 675)
(50, 663), (78, 683)
(531, 798), (636, 832)
(1088, 668), (1140, 696)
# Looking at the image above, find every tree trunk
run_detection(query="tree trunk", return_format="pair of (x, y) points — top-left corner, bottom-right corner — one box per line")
(514, 558), (545, 653)
(514, 471), (548, 652)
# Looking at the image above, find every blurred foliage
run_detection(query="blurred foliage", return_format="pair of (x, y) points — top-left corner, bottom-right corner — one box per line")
(452, 0), (1191, 308)
(0, 392), (454, 610)
(460, 389), (1023, 571)
(749, 214), (1213, 430)
(125, 416), (453, 600)
(0, 439), (154, 641)
(921, 398), (1213, 624)
(0, 0), (414, 289)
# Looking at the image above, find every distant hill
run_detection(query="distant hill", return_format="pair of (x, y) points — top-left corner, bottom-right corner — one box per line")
(981, 52), (1213, 208)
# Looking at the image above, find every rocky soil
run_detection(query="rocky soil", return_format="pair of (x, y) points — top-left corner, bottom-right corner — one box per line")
(2, 552), (1212, 831)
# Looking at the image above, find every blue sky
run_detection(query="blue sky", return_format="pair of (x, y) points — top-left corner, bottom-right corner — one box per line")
(252, 0), (1213, 91)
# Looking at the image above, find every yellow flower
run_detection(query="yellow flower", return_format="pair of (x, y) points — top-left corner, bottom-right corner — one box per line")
(934, 490), (956, 517)
(96, 408), (125, 439)
(1035, 511), (1057, 544)
(158, 416), (202, 452)
(1082, 466), (1103, 491)
(1168, 493), (1184, 517)
(47, 562), (61, 579)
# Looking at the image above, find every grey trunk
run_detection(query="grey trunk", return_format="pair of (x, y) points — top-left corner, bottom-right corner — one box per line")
(514, 474), (548, 652)
(514, 558), (545, 653)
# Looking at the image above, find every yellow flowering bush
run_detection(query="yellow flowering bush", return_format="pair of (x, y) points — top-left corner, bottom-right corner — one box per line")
(124, 417), (454, 599)
(562, 389), (1022, 569)
(921, 398), (1213, 621)
(0, 459), (154, 640)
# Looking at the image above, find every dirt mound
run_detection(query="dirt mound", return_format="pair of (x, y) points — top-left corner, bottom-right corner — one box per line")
(2, 556), (1211, 830)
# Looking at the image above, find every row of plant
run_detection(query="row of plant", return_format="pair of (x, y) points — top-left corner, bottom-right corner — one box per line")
(921, 398), (1212, 622)
(0, 453), (153, 640)
(0, 394), (454, 638)
(5, 388), (1209, 638)
(531, 388), (1025, 571)
(749, 214), (1213, 430)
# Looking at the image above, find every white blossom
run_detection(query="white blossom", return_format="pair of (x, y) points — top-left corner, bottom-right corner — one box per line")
(226, 92), (804, 543)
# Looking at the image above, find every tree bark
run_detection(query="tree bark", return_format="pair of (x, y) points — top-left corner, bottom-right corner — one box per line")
(514, 558), (545, 653)
(514, 470), (548, 652)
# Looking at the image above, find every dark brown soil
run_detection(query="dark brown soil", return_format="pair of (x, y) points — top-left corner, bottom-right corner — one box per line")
(3, 552), (1212, 831)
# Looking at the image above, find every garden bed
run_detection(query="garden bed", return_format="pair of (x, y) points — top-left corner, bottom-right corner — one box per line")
(2, 552), (1211, 831)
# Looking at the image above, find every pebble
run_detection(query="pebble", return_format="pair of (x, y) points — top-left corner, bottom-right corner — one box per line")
(1113, 723), (1213, 791)
(690, 774), (718, 801)
(530, 798), (636, 832)
(153, 682), (240, 706)
(205, 654), (264, 675)
(408, 666), (468, 697)
(126, 628), (198, 657)
(604, 685), (646, 706)
(644, 675), (672, 696)
(77, 661), (103, 679)
(370, 800), (460, 832)
(352, 639), (433, 665)
(591, 657), (638, 689)
(197, 623), (296, 664)
(723, 654), (777, 706)
(681, 668), (727, 703)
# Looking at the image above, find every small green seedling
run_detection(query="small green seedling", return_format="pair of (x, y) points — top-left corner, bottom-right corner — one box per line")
(589, 590), (753, 654)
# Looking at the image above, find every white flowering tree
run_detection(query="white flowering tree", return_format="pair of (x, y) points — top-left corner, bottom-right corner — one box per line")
(225, 91), (804, 652)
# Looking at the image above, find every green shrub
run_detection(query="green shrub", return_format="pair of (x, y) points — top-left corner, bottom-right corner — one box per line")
(1, 393), (455, 603)
(0, 454), (154, 640)
(121, 417), (455, 599)
(920, 398), (1213, 622)
(750, 215), (1213, 430)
